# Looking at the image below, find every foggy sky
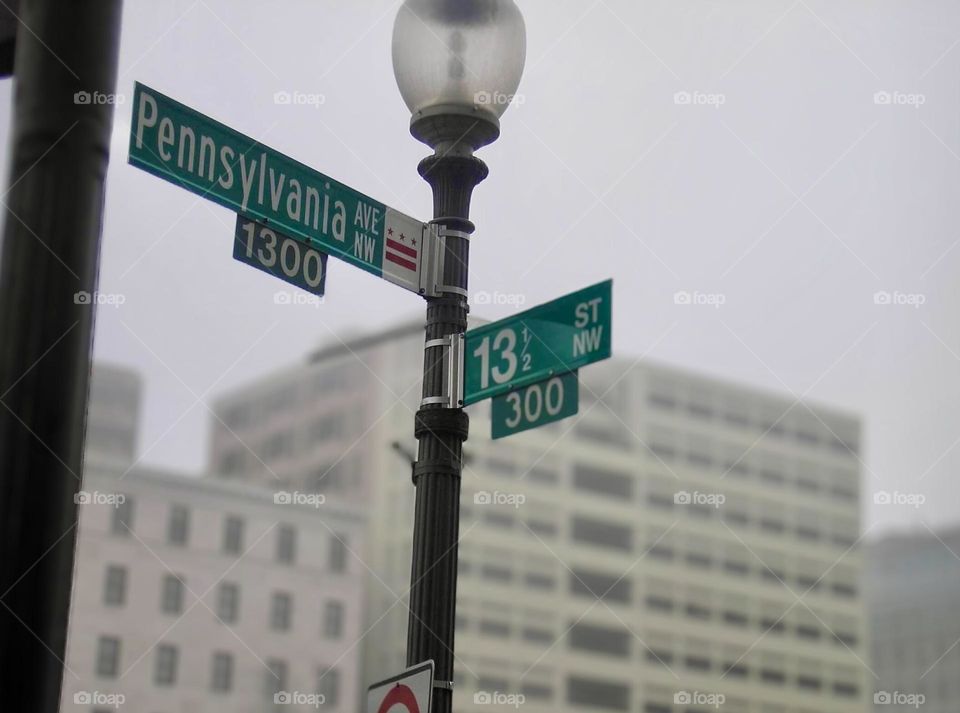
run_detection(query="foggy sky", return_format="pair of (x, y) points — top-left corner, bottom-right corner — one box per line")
(2, 0), (958, 536)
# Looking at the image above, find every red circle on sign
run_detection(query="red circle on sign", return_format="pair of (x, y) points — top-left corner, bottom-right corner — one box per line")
(377, 684), (420, 713)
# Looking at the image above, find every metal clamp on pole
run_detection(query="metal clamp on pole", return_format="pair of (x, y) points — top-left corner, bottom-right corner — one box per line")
(419, 225), (472, 298)
(419, 333), (464, 408)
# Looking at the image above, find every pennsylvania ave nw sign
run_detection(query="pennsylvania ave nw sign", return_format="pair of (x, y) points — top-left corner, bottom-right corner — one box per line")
(128, 82), (426, 294)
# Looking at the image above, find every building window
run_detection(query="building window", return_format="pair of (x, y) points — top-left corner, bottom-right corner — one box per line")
(569, 569), (631, 604)
(571, 465), (633, 499)
(95, 636), (120, 678)
(271, 591), (293, 631)
(317, 667), (339, 706)
(217, 582), (240, 623)
(724, 662), (748, 678)
(522, 627), (553, 644)
(161, 574), (185, 615)
(276, 525), (296, 564)
(528, 466), (558, 484)
(111, 497), (133, 535)
(211, 651), (233, 693)
(524, 572), (556, 590)
(566, 675), (630, 711)
(323, 601), (344, 638)
(570, 516), (632, 551)
(329, 535), (347, 572)
(223, 515), (244, 554)
(644, 595), (673, 612)
(760, 668), (786, 685)
(568, 622), (630, 657)
(479, 619), (510, 637)
(103, 565), (127, 606)
(167, 504), (190, 546)
(521, 683), (554, 700)
(266, 658), (288, 698)
(480, 563), (512, 582)
(154, 644), (178, 686)
(685, 655), (711, 671)
(833, 682), (859, 697)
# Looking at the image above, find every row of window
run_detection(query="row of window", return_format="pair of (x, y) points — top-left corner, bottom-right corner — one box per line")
(219, 364), (361, 430)
(456, 605), (857, 657)
(460, 553), (857, 601)
(93, 635), (339, 702)
(648, 448), (858, 502)
(108, 498), (348, 570)
(450, 670), (860, 712)
(474, 456), (858, 516)
(642, 595), (858, 647)
(646, 391), (859, 455)
(458, 513), (859, 602)
(102, 566), (345, 636)
(642, 543), (858, 598)
(646, 492), (858, 543)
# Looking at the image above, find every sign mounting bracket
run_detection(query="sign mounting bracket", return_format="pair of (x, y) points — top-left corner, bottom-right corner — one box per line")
(420, 332), (465, 408)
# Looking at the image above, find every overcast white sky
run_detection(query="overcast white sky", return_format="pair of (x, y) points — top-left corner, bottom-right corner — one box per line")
(3, 0), (959, 537)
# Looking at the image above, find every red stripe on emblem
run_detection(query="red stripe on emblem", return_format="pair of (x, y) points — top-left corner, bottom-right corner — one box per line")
(387, 238), (417, 258)
(385, 251), (417, 272)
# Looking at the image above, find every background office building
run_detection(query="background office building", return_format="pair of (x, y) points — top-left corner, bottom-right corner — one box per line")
(62, 365), (366, 713)
(866, 527), (960, 713)
(211, 322), (869, 713)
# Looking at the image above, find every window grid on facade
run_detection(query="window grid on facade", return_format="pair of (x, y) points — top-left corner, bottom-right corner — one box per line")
(154, 644), (178, 686)
(95, 636), (120, 678)
(167, 504), (190, 545)
(103, 564), (126, 606)
(161, 574), (185, 614)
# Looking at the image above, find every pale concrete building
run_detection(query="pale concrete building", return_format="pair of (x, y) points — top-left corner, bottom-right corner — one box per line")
(866, 527), (960, 713)
(83, 363), (141, 468)
(62, 365), (366, 713)
(209, 322), (869, 713)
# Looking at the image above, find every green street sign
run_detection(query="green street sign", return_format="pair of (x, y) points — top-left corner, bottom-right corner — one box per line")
(491, 371), (579, 439)
(129, 82), (427, 294)
(233, 215), (328, 296)
(464, 280), (612, 405)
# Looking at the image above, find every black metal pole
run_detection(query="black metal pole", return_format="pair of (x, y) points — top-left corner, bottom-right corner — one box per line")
(406, 112), (498, 713)
(0, 1), (122, 710)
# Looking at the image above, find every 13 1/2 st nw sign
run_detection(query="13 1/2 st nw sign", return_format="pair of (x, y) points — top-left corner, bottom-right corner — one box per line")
(128, 82), (426, 293)
(464, 280), (612, 405)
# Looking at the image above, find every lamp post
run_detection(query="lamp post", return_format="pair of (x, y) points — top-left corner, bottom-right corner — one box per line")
(392, 1), (525, 710)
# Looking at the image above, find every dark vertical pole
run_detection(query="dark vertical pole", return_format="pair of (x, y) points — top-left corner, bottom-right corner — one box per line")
(0, 1), (122, 710)
(406, 114), (497, 713)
